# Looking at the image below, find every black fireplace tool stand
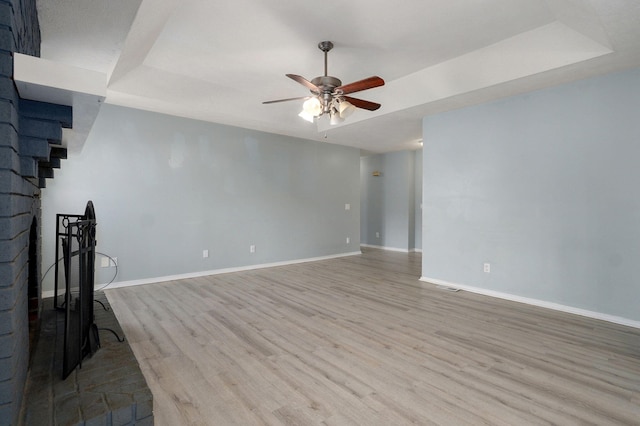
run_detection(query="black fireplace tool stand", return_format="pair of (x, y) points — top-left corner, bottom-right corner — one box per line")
(53, 201), (124, 379)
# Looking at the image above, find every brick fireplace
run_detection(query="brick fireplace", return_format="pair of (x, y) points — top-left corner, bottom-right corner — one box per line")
(0, 0), (71, 424)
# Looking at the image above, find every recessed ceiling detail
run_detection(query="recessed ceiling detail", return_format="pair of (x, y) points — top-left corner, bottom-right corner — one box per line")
(35, 0), (640, 152)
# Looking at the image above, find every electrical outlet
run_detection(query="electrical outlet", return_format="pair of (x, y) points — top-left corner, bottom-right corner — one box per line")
(346, 237), (350, 244)
(100, 257), (109, 268)
(250, 245), (256, 253)
(345, 203), (351, 211)
(376, 232), (380, 238)
(111, 257), (118, 267)
(203, 249), (209, 258)
(484, 263), (491, 273)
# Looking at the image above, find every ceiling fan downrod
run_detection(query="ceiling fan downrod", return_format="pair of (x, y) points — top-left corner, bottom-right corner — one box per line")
(318, 41), (333, 77)
(311, 41), (342, 98)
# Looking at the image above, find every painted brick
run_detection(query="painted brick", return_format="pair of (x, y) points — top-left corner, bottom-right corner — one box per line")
(0, 284), (17, 311)
(0, 312), (12, 337)
(22, 294), (155, 426)
(38, 164), (53, 179)
(20, 99), (72, 128)
(19, 155), (35, 178)
(0, 26), (12, 52)
(0, 195), (24, 220)
(0, 333), (15, 358)
(0, 213), (30, 240)
(0, 145), (19, 171)
(0, 242), (24, 268)
(0, 401), (10, 422)
(0, 234), (28, 265)
(0, 122), (20, 151)
(19, 136), (49, 159)
(12, 358), (29, 412)
(41, 156), (60, 169)
(0, 249), (27, 289)
(0, 79), (18, 106)
(0, 169), (18, 193)
(37, 166), (52, 180)
(0, 168), (37, 194)
(28, 179), (38, 194)
(0, 193), (10, 217)
(0, 192), (33, 218)
(1, 1), (50, 423)
(0, 147), (16, 167)
(19, 117), (62, 141)
(0, 332), (26, 384)
(50, 145), (67, 160)
(0, 51), (11, 77)
(0, 100), (17, 126)
(0, 216), (25, 240)
(0, 369), (13, 398)
(10, 0), (41, 56)
(0, 262), (20, 288)
(14, 326), (28, 365)
(0, 4), (10, 28)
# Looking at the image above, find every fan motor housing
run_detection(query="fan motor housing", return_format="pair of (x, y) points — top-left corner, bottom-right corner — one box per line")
(311, 76), (342, 92)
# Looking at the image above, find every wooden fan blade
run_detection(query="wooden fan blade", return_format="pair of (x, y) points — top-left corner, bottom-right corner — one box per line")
(336, 76), (384, 95)
(263, 96), (309, 105)
(343, 96), (381, 111)
(286, 74), (320, 92)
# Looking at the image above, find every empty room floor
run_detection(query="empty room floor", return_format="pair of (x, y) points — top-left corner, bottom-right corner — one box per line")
(106, 248), (640, 425)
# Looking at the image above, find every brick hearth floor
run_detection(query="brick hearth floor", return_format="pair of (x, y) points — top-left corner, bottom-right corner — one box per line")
(21, 292), (153, 425)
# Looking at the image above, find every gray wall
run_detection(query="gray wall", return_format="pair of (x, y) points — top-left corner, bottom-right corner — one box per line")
(422, 67), (640, 322)
(41, 105), (361, 291)
(360, 150), (421, 251)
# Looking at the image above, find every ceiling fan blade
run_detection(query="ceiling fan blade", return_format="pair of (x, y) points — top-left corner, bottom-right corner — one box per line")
(263, 96), (309, 105)
(336, 76), (384, 95)
(286, 74), (320, 92)
(343, 96), (381, 111)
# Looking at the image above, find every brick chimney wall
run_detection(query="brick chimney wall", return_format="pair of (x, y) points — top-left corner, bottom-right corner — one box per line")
(0, 1), (71, 424)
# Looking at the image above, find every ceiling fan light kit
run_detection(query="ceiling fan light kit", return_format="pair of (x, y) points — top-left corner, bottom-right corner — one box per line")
(299, 97), (323, 122)
(263, 41), (384, 125)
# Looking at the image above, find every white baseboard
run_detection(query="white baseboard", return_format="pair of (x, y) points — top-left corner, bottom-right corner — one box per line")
(360, 244), (410, 253)
(420, 276), (640, 330)
(41, 251), (362, 295)
(360, 244), (422, 253)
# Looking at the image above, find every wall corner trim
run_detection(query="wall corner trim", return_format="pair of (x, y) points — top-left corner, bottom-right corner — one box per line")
(419, 276), (640, 330)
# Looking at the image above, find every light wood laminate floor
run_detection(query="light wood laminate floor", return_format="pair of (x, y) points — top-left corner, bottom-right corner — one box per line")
(106, 249), (640, 425)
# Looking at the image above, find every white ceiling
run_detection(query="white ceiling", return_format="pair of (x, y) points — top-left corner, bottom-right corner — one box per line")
(36, 0), (640, 153)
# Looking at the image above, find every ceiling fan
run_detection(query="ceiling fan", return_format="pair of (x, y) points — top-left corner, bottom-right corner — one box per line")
(263, 41), (385, 125)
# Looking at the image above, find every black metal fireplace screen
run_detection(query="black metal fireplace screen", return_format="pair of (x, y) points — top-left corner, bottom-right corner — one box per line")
(54, 201), (99, 379)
